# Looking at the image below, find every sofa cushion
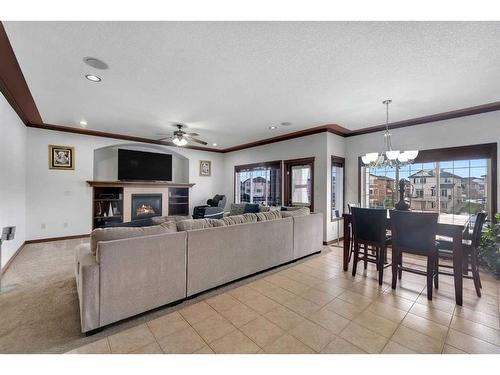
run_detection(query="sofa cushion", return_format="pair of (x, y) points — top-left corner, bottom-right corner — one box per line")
(255, 210), (283, 221)
(243, 203), (260, 214)
(229, 203), (246, 216)
(281, 207), (311, 217)
(222, 213), (258, 226)
(90, 221), (177, 255)
(176, 218), (226, 231)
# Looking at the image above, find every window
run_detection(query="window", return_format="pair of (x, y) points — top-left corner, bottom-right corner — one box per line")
(360, 143), (497, 223)
(284, 157), (315, 210)
(235, 161), (281, 206)
(331, 156), (345, 220)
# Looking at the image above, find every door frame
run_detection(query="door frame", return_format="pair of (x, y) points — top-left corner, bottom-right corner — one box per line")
(283, 157), (315, 211)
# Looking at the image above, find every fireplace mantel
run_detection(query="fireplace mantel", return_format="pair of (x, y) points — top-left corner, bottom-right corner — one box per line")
(87, 181), (195, 188)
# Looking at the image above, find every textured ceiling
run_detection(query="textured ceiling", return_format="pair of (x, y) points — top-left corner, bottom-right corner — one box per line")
(4, 21), (500, 148)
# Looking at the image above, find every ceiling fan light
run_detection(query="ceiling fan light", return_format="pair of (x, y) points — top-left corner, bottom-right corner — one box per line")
(386, 150), (400, 160)
(172, 137), (187, 146)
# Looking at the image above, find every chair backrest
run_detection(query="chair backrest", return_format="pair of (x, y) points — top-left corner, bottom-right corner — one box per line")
(390, 210), (438, 252)
(471, 211), (487, 248)
(207, 195), (227, 208)
(348, 203), (360, 214)
(351, 207), (387, 245)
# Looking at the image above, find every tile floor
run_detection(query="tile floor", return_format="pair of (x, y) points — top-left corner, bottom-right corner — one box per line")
(67, 245), (500, 354)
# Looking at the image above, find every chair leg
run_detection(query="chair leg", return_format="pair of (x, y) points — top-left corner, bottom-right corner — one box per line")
(470, 251), (482, 297)
(378, 246), (385, 286)
(426, 255), (434, 300)
(391, 248), (398, 289)
(398, 253), (403, 280)
(434, 257), (439, 289)
(363, 244), (368, 270)
(352, 242), (360, 277)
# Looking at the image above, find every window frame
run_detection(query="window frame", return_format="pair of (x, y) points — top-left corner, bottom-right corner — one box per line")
(357, 142), (498, 217)
(234, 160), (282, 206)
(331, 155), (346, 221)
(283, 157), (315, 211)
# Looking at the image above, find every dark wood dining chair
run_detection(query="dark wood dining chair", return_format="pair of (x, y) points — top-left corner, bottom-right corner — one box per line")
(351, 207), (391, 285)
(389, 210), (439, 300)
(437, 211), (487, 297)
(346, 203), (360, 262)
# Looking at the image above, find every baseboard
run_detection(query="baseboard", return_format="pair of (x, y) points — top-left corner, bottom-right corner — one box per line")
(0, 241), (25, 276)
(25, 234), (90, 245)
(323, 237), (343, 245)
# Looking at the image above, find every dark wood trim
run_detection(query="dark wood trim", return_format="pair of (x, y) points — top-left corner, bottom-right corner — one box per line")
(222, 124), (349, 153)
(357, 143), (498, 216)
(346, 101), (500, 137)
(25, 234), (90, 245)
(283, 157), (315, 211)
(331, 156), (346, 222)
(0, 241), (25, 276)
(86, 180), (195, 188)
(0, 22), (42, 125)
(27, 122), (221, 153)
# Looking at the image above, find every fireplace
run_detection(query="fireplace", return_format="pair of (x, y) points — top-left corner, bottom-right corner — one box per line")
(131, 194), (162, 221)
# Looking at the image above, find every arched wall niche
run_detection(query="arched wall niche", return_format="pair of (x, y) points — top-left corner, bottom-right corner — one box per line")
(93, 143), (189, 183)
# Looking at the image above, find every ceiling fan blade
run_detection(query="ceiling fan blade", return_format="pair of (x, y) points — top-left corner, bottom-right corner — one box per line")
(190, 138), (208, 146)
(186, 132), (199, 137)
(158, 136), (174, 141)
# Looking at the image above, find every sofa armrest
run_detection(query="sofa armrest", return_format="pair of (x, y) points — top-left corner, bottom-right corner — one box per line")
(293, 212), (323, 259)
(75, 243), (100, 333)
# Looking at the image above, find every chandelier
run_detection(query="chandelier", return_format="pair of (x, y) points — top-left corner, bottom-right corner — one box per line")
(361, 100), (418, 168)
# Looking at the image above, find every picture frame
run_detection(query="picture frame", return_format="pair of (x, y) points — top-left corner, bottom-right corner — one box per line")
(199, 160), (211, 176)
(48, 145), (75, 170)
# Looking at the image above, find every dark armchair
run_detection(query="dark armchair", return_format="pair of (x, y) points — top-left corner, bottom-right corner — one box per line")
(192, 194), (227, 219)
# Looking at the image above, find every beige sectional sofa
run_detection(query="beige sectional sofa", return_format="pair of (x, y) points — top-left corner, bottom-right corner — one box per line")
(75, 210), (323, 333)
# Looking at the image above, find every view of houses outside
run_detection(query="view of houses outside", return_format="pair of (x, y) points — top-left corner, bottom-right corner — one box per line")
(363, 159), (488, 221)
(236, 168), (281, 206)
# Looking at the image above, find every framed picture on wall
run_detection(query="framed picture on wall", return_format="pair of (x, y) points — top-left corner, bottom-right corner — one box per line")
(49, 145), (75, 170)
(199, 160), (211, 176)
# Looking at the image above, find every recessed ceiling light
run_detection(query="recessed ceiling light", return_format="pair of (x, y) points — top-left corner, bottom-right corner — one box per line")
(212, 143), (218, 146)
(269, 126), (278, 130)
(281, 122), (292, 126)
(85, 74), (101, 82)
(79, 120), (87, 126)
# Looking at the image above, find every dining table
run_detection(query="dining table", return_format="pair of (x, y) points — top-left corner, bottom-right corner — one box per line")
(342, 212), (466, 306)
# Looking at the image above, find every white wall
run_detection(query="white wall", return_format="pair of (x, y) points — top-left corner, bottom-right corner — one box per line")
(345, 111), (500, 212)
(223, 132), (346, 242)
(0, 94), (26, 270)
(26, 128), (224, 240)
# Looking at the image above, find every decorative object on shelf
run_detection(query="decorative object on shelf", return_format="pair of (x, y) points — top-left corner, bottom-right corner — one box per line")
(108, 204), (114, 217)
(361, 100), (419, 168)
(199, 160), (211, 176)
(49, 145), (75, 170)
(394, 178), (411, 211)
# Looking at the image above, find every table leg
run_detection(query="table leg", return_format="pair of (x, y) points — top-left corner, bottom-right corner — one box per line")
(452, 231), (463, 306)
(343, 217), (350, 271)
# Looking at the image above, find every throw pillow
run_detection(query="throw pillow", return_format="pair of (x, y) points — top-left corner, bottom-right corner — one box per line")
(255, 211), (283, 221)
(243, 203), (260, 213)
(90, 221), (177, 255)
(229, 203), (246, 216)
(176, 218), (225, 231)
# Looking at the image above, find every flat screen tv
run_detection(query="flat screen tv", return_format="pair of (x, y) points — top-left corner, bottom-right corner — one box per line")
(118, 149), (172, 181)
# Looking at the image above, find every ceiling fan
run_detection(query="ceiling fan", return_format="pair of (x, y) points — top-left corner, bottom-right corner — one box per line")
(157, 124), (208, 146)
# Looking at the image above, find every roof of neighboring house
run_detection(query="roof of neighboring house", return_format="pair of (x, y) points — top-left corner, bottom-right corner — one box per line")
(408, 169), (463, 180)
(240, 176), (268, 184)
(369, 174), (395, 181)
